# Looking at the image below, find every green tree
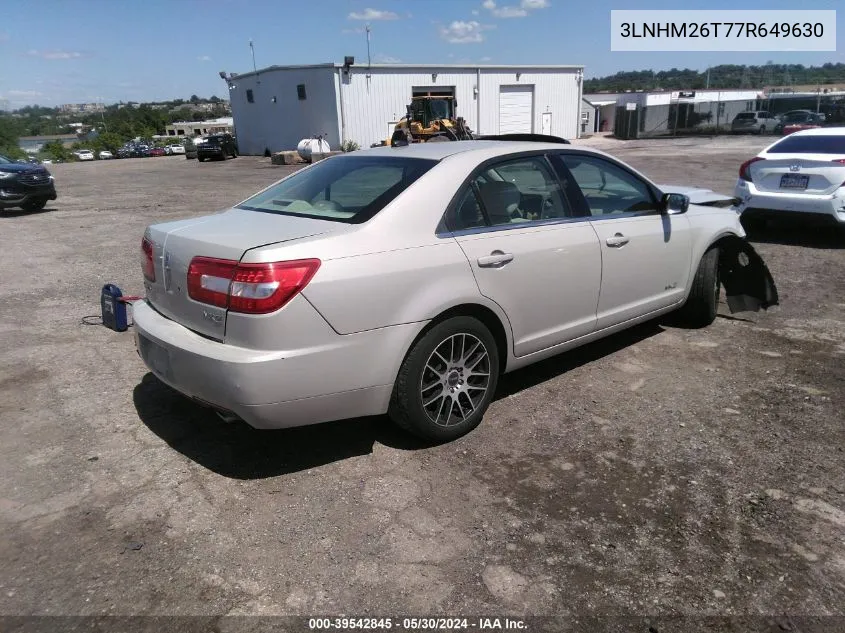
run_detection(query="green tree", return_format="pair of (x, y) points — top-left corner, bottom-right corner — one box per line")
(41, 141), (70, 161)
(190, 94), (200, 103)
(0, 120), (26, 159)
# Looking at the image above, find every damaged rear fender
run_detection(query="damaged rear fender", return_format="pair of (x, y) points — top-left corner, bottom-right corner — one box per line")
(716, 235), (779, 313)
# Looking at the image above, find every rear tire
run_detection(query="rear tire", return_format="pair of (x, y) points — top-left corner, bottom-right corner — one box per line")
(21, 199), (48, 212)
(678, 247), (720, 328)
(759, 125), (766, 135)
(388, 316), (500, 442)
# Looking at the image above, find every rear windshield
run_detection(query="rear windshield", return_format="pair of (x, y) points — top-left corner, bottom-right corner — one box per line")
(236, 155), (438, 223)
(768, 135), (845, 154)
(735, 113), (756, 120)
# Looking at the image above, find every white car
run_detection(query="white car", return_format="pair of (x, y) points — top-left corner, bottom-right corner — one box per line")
(73, 150), (95, 161)
(167, 143), (186, 155)
(135, 140), (778, 441)
(98, 150), (114, 160)
(735, 127), (845, 227)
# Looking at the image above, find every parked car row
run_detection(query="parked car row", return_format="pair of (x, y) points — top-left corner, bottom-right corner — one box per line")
(731, 109), (828, 136)
(114, 142), (188, 159)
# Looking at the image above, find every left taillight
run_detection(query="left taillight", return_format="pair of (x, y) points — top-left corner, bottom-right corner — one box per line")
(187, 257), (321, 314)
(141, 236), (155, 281)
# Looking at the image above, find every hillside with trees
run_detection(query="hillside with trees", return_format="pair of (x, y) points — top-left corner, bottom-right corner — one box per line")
(584, 62), (845, 93)
(0, 97), (229, 158)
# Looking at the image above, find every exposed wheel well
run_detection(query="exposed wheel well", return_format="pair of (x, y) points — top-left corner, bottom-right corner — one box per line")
(408, 304), (510, 376)
(705, 232), (747, 282)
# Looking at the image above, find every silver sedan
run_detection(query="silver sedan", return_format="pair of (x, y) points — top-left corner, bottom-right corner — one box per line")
(134, 140), (778, 441)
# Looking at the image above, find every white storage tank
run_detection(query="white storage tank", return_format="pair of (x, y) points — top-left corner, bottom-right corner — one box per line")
(296, 137), (331, 161)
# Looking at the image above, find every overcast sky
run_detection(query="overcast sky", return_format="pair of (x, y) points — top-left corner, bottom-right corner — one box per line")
(1, 0), (843, 108)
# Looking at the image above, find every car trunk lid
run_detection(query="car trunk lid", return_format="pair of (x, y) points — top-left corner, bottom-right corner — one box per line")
(143, 208), (335, 340)
(752, 155), (845, 195)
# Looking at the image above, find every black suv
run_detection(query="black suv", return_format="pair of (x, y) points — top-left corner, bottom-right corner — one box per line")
(0, 153), (57, 212)
(197, 133), (238, 162)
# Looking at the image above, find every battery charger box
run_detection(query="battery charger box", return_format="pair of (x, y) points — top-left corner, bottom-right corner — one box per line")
(101, 284), (128, 332)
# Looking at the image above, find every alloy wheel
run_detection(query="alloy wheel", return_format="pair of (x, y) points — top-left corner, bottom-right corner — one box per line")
(419, 333), (491, 427)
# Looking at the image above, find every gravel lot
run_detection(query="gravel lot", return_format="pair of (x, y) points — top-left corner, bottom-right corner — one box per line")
(1, 137), (844, 630)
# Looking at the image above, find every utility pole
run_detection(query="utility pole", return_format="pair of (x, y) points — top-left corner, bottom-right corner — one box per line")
(249, 39), (259, 83)
(706, 67), (710, 90)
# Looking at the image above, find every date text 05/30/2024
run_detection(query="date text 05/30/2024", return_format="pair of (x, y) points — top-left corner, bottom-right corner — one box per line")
(307, 617), (527, 630)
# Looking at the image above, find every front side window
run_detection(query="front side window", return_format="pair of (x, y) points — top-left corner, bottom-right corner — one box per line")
(237, 156), (437, 223)
(560, 155), (658, 216)
(446, 156), (573, 231)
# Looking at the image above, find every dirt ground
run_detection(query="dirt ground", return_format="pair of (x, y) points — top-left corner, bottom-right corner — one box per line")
(1, 137), (844, 631)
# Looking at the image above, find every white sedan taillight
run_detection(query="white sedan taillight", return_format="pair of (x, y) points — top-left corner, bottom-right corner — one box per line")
(187, 257), (321, 314)
(141, 237), (155, 282)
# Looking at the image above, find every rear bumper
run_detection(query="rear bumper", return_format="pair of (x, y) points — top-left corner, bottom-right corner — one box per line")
(734, 179), (845, 224)
(132, 300), (421, 429)
(0, 183), (57, 208)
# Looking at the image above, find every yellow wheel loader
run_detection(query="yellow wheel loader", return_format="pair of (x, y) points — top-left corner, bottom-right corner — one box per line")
(387, 96), (474, 147)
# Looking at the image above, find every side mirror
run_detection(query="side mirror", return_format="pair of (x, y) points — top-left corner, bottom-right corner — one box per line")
(661, 192), (689, 215)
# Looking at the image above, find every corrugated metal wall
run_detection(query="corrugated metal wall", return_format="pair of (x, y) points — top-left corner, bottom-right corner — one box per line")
(230, 65), (583, 154)
(337, 67), (583, 148)
(228, 67), (340, 156)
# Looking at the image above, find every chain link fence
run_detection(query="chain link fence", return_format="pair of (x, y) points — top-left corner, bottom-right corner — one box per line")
(614, 94), (845, 139)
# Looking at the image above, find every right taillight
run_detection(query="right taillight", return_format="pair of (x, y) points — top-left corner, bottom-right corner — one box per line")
(141, 236), (155, 282)
(187, 257), (321, 314)
(739, 157), (765, 182)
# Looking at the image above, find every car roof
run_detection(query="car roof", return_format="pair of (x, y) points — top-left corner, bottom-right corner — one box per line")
(357, 140), (582, 161)
(787, 126), (845, 137)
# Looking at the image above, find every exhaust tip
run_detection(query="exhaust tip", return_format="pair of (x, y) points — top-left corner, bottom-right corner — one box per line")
(215, 410), (242, 424)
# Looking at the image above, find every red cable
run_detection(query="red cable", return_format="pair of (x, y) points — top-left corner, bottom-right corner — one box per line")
(117, 296), (144, 303)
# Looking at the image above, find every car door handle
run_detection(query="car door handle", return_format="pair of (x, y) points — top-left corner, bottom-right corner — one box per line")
(605, 233), (629, 248)
(477, 251), (514, 268)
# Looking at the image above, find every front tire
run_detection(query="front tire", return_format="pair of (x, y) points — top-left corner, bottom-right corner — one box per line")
(678, 247), (720, 328)
(389, 316), (500, 442)
(21, 199), (48, 212)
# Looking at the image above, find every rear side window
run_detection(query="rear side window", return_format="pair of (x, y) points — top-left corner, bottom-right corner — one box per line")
(768, 135), (845, 154)
(237, 156), (437, 223)
(445, 156), (573, 231)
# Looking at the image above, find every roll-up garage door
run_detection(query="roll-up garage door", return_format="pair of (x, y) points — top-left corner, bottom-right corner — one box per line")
(498, 86), (534, 134)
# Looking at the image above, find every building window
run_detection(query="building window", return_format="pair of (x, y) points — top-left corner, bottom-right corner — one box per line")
(246, 89), (254, 103)
(297, 84), (307, 100)
(194, 129), (201, 135)
(581, 111), (590, 122)
(177, 129), (184, 135)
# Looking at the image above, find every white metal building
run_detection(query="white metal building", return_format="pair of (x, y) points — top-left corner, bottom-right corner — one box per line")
(223, 62), (585, 155)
